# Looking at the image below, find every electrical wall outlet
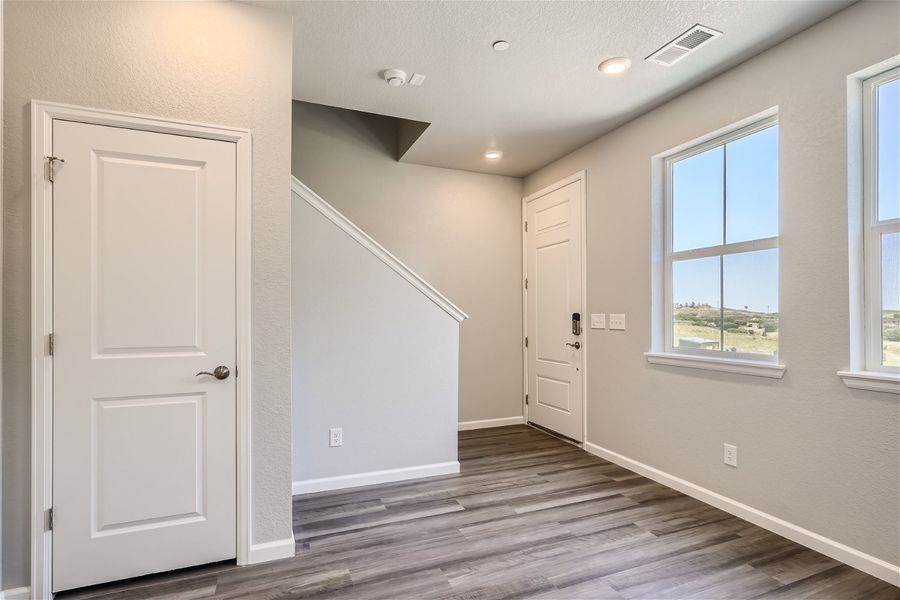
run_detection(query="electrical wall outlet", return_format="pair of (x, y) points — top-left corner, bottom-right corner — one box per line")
(723, 443), (737, 467)
(590, 313), (606, 329)
(329, 427), (343, 447)
(609, 314), (626, 330)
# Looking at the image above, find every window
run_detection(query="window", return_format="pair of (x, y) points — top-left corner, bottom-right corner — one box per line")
(665, 117), (779, 361)
(863, 67), (900, 372)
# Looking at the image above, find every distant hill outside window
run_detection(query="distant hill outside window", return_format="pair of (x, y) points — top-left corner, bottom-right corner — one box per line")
(667, 118), (779, 360)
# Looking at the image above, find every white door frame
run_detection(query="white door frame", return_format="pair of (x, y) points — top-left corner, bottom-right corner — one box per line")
(30, 101), (253, 598)
(521, 171), (588, 444)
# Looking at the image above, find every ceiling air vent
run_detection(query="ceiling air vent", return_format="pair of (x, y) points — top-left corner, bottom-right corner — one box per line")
(646, 24), (722, 66)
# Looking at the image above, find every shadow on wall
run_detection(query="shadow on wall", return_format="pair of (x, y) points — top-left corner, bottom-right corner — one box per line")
(297, 100), (428, 161)
(291, 100), (526, 425)
(291, 179), (463, 488)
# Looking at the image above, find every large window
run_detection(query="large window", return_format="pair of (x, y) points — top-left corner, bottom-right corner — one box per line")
(665, 117), (779, 361)
(863, 68), (900, 371)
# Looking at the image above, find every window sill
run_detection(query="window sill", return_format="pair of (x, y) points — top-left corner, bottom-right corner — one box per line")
(837, 371), (900, 395)
(645, 352), (786, 379)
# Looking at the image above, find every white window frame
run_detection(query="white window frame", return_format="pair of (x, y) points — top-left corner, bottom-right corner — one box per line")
(862, 67), (900, 375)
(663, 115), (780, 363)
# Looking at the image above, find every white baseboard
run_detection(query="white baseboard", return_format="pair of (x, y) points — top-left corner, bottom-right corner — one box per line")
(458, 416), (524, 431)
(246, 536), (296, 565)
(584, 442), (900, 586)
(0, 587), (32, 600)
(292, 461), (460, 495)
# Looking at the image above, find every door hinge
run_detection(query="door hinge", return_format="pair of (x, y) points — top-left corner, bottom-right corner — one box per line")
(48, 333), (54, 356)
(45, 156), (66, 183)
(525, 394), (529, 405)
(524, 278), (528, 290)
(47, 507), (54, 531)
(525, 336), (529, 348)
(524, 221), (528, 232)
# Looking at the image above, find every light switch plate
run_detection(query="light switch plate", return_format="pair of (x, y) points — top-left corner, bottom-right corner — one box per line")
(609, 314), (626, 330)
(590, 313), (606, 329)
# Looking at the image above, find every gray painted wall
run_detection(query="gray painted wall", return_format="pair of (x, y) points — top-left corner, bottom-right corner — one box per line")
(2, 1), (294, 588)
(292, 102), (525, 424)
(292, 196), (459, 481)
(524, 1), (900, 565)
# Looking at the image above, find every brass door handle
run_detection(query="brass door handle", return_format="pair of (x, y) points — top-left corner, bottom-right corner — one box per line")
(566, 342), (581, 349)
(196, 366), (230, 380)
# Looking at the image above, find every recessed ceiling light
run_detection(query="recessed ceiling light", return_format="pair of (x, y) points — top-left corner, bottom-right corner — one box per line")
(484, 150), (503, 160)
(598, 57), (632, 75)
(492, 40), (510, 52)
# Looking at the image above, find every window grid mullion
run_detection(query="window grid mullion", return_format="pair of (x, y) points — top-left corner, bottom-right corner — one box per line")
(872, 220), (900, 236)
(721, 141), (727, 351)
(670, 237), (779, 262)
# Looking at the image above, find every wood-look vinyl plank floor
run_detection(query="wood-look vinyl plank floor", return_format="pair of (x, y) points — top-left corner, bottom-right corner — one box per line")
(59, 425), (899, 600)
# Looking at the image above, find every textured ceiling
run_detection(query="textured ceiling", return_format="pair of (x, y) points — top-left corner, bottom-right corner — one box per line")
(264, 0), (854, 177)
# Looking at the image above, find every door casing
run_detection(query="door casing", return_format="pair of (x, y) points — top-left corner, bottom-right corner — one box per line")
(522, 171), (588, 444)
(30, 101), (253, 599)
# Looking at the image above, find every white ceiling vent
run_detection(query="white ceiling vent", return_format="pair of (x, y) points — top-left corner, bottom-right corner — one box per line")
(646, 24), (722, 66)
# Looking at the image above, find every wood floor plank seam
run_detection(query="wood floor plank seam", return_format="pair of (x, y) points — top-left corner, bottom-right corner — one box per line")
(58, 425), (900, 600)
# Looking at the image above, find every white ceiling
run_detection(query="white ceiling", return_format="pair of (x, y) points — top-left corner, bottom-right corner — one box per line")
(267, 0), (854, 177)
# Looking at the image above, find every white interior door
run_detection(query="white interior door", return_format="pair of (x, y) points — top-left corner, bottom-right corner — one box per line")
(52, 120), (237, 592)
(525, 179), (584, 442)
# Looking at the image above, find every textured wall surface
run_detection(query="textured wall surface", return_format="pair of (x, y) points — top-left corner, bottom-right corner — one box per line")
(524, 1), (900, 566)
(292, 196), (459, 481)
(292, 102), (525, 424)
(2, 1), (293, 588)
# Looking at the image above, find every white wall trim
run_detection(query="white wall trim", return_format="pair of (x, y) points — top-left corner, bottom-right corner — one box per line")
(292, 461), (460, 495)
(837, 370), (900, 394)
(458, 416), (524, 431)
(645, 352), (786, 379)
(0, 587), (32, 600)
(30, 101), (255, 597)
(246, 537), (295, 565)
(291, 177), (468, 323)
(522, 171), (588, 443)
(0, 588), (31, 600)
(0, 2), (4, 584)
(584, 441), (900, 586)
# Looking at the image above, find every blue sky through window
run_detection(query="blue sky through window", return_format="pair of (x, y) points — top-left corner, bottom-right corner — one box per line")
(672, 125), (779, 313)
(878, 78), (899, 221)
(884, 232), (899, 311)
(877, 78), (899, 312)
(727, 127), (779, 243)
(673, 147), (723, 252)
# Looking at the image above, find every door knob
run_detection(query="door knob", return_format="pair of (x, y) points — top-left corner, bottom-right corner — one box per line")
(566, 342), (581, 349)
(196, 366), (230, 380)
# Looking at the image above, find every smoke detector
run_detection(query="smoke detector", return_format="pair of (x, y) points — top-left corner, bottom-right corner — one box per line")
(383, 69), (408, 87)
(646, 24), (722, 66)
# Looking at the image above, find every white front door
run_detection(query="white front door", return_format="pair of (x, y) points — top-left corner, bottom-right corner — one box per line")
(525, 178), (584, 442)
(52, 120), (237, 592)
